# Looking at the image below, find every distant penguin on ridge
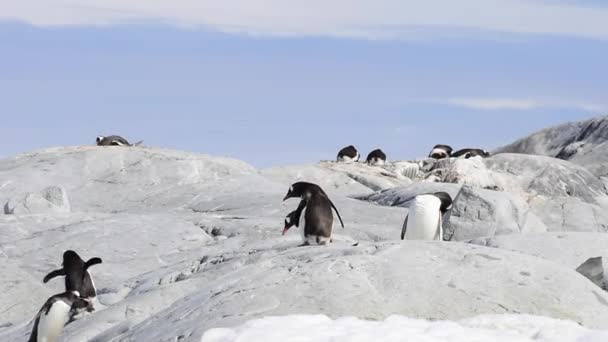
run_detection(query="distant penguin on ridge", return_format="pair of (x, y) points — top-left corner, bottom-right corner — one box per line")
(283, 182), (344, 245)
(451, 148), (491, 159)
(401, 192), (452, 241)
(96, 135), (142, 146)
(337, 145), (360, 163)
(428, 144), (453, 160)
(43, 250), (102, 308)
(28, 291), (91, 342)
(366, 149), (387, 166)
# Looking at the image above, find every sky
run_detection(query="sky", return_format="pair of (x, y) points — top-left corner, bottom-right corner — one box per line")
(0, 1), (607, 167)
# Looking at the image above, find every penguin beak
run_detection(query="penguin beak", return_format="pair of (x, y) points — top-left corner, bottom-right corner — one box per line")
(283, 194), (290, 201)
(282, 226), (290, 235)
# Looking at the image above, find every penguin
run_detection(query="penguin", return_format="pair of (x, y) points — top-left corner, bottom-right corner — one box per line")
(43, 250), (102, 305)
(283, 205), (304, 235)
(401, 192), (452, 241)
(96, 135), (142, 146)
(451, 148), (491, 159)
(283, 182), (345, 245)
(28, 291), (91, 342)
(337, 145), (360, 163)
(366, 149), (387, 166)
(428, 144), (453, 160)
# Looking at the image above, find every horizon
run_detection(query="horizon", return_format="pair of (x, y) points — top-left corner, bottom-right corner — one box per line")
(1, 2), (607, 167)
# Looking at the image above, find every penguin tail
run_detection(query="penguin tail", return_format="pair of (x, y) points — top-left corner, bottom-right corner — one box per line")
(132, 140), (144, 146)
(329, 200), (345, 228)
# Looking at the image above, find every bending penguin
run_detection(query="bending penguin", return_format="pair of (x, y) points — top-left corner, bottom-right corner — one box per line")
(43, 250), (102, 308)
(401, 192), (453, 241)
(428, 144), (453, 160)
(29, 291), (91, 342)
(283, 182), (345, 246)
(337, 145), (360, 163)
(451, 148), (491, 159)
(366, 149), (387, 166)
(96, 135), (142, 146)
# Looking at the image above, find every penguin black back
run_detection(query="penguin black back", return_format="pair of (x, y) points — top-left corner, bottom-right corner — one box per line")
(366, 149), (387, 164)
(337, 145), (359, 162)
(43, 250), (102, 299)
(283, 182), (344, 228)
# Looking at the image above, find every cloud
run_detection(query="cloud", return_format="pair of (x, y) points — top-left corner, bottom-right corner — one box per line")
(2, 0), (608, 40)
(446, 97), (606, 112)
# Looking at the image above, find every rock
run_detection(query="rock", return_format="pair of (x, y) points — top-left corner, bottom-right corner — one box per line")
(576, 257), (605, 289)
(4, 186), (71, 215)
(445, 186), (546, 241)
(88, 242), (608, 341)
(496, 115), (608, 178)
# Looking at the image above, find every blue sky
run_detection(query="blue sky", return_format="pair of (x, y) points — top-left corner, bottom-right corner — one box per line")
(1, 1), (607, 166)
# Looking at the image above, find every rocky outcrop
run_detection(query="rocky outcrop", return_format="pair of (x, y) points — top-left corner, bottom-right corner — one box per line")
(4, 186), (71, 215)
(496, 115), (608, 178)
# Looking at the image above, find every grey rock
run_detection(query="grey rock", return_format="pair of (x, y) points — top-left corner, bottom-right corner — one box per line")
(4, 186), (71, 215)
(445, 186), (546, 241)
(496, 115), (608, 178)
(576, 257), (605, 289)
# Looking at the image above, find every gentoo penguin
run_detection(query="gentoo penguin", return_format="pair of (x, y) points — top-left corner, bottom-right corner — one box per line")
(283, 205), (304, 235)
(366, 149), (387, 166)
(96, 135), (141, 146)
(428, 144), (453, 159)
(43, 250), (102, 306)
(29, 291), (91, 342)
(283, 182), (345, 245)
(337, 145), (360, 163)
(401, 192), (452, 241)
(451, 148), (491, 159)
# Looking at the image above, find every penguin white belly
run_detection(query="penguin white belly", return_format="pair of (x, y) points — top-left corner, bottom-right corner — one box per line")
(369, 158), (385, 166)
(37, 301), (71, 342)
(338, 153), (359, 163)
(405, 195), (442, 241)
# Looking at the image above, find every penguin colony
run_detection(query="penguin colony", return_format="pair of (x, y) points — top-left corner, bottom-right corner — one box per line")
(22, 136), (490, 341)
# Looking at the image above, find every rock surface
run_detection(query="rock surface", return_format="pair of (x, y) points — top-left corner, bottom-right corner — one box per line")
(1, 138), (608, 341)
(496, 115), (608, 178)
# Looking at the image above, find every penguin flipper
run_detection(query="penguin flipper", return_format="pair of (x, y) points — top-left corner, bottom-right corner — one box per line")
(43, 269), (66, 283)
(401, 214), (409, 240)
(328, 200), (345, 228)
(85, 257), (103, 269)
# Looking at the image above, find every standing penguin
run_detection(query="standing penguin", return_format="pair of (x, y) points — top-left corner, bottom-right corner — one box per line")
(96, 135), (142, 146)
(428, 144), (453, 159)
(366, 149), (387, 166)
(337, 145), (360, 163)
(28, 291), (91, 342)
(283, 182), (345, 245)
(401, 192), (452, 241)
(43, 250), (102, 305)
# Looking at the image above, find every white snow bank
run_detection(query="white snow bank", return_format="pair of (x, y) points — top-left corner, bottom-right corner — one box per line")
(201, 314), (608, 342)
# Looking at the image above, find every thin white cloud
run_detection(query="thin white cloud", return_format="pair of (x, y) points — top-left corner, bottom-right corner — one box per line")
(2, 0), (608, 40)
(446, 97), (606, 112)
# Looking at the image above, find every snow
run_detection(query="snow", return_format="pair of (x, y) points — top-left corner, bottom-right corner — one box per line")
(200, 314), (608, 342)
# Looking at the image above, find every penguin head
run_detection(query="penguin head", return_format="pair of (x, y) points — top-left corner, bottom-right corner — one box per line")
(482, 150), (491, 157)
(62, 250), (84, 267)
(433, 192), (453, 213)
(283, 182), (307, 201)
(96, 136), (105, 144)
(282, 211), (299, 235)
